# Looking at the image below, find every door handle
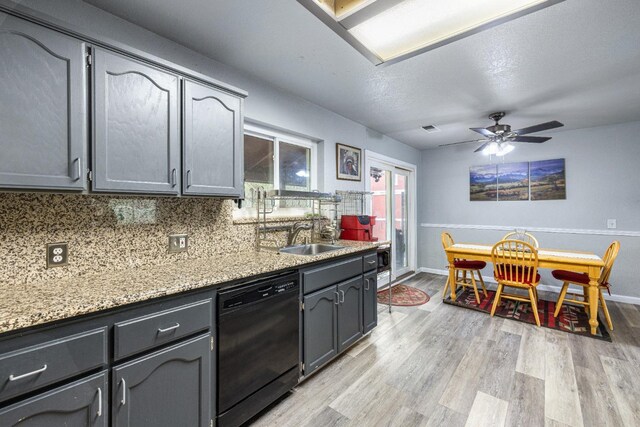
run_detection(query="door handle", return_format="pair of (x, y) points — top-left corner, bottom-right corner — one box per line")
(72, 158), (81, 181)
(97, 387), (103, 417)
(171, 168), (177, 187)
(157, 323), (180, 333)
(187, 170), (192, 187)
(365, 278), (370, 291)
(9, 364), (47, 381)
(120, 378), (126, 405)
(340, 290), (345, 303)
(334, 291), (339, 305)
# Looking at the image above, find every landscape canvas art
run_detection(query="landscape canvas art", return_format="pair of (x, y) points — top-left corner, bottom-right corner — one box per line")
(497, 162), (529, 201)
(469, 164), (497, 201)
(530, 158), (566, 200)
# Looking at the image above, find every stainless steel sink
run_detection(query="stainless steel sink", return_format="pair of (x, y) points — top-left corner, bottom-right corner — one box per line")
(279, 243), (345, 256)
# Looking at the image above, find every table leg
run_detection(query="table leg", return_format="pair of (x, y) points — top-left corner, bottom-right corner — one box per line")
(588, 266), (600, 335)
(447, 253), (457, 300)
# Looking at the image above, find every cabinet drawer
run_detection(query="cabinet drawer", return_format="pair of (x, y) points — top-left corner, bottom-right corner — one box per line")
(303, 257), (363, 295)
(0, 328), (107, 403)
(114, 299), (212, 360)
(363, 253), (377, 272)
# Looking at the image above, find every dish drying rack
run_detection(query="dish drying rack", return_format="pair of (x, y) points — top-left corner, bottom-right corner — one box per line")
(253, 189), (342, 251)
(335, 190), (373, 217)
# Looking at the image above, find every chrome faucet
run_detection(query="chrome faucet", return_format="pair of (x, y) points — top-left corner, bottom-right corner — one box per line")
(287, 222), (313, 246)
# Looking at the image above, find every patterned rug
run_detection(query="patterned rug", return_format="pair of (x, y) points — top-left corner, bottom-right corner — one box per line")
(444, 287), (611, 341)
(377, 284), (430, 306)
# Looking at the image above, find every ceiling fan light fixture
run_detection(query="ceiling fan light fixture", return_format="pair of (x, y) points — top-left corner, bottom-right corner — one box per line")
(482, 142), (500, 155)
(496, 142), (515, 156)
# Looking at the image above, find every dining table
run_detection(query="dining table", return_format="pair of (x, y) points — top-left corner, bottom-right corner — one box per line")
(444, 243), (605, 335)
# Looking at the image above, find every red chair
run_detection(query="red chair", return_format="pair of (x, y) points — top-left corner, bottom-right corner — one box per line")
(441, 232), (488, 303)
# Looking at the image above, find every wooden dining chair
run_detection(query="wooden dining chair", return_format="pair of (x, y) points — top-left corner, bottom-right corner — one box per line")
(441, 232), (488, 303)
(491, 240), (542, 326)
(502, 231), (539, 248)
(552, 241), (620, 330)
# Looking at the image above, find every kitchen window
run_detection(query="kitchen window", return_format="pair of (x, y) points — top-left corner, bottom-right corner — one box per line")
(236, 124), (317, 218)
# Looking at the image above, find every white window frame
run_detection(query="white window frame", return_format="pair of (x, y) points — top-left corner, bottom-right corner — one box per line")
(236, 123), (318, 218)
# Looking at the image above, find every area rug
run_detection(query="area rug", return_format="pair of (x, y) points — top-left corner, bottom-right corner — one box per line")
(444, 287), (611, 341)
(377, 284), (430, 306)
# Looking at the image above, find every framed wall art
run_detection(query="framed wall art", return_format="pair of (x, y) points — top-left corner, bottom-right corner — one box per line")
(336, 143), (361, 181)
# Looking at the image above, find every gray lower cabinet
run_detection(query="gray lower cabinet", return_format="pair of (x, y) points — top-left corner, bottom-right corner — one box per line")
(363, 271), (378, 334)
(92, 48), (180, 194)
(183, 80), (243, 197)
(0, 12), (87, 191)
(303, 286), (339, 375)
(337, 277), (364, 353)
(112, 334), (211, 427)
(0, 371), (108, 427)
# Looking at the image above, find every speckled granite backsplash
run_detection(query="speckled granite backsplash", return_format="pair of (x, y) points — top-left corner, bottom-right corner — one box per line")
(0, 193), (271, 285)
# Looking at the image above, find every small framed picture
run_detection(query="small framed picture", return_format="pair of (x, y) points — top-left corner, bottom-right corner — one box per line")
(336, 143), (362, 181)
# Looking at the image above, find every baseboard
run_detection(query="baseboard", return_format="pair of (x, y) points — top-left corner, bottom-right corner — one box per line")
(417, 267), (640, 305)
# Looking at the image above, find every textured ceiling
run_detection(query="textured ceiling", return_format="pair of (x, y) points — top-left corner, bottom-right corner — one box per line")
(83, 0), (640, 150)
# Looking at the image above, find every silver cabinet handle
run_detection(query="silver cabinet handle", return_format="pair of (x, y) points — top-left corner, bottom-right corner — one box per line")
(334, 291), (339, 305)
(74, 158), (82, 181)
(367, 260), (376, 265)
(120, 378), (126, 405)
(340, 290), (345, 303)
(9, 364), (47, 381)
(187, 170), (192, 187)
(158, 323), (180, 333)
(365, 278), (370, 291)
(171, 168), (177, 187)
(97, 387), (103, 417)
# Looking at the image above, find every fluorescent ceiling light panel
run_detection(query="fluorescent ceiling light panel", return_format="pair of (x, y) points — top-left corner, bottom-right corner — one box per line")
(300, 0), (564, 65)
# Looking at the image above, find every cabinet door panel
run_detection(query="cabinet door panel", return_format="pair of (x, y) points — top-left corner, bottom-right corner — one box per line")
(112, 334), (211, 427)
(303, 286), (338, 376)
(0, 371), (108, 427)
(93, 48), (179, 194)
(0, 12), (86, 190)
(337, 277), (363, 353)
(183, 80), (243, 196)
(363, 271), (378, 334)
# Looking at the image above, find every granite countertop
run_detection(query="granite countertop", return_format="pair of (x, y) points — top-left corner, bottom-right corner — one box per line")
(0, 240), (384, 335)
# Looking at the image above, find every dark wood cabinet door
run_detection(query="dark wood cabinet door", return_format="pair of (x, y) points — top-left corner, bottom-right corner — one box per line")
(363, 271), (378, 334)
(337, 277), (364, 353)
(0, 371), (108, 427)
(0, 12), (86, 190)
(303, 285), (338, 376)
(183, 80), (243, 197)
(112, 334), (211, 427)
(92, 48), (180, 194)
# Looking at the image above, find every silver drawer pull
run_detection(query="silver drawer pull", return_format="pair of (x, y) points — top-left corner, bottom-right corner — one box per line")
(97, 387), (103, 417)
(340, 290), (345, 303)
(120, 378), (126, 405)
(334, 291), (339, 305)
(157, 323), (180, 333)
(367, 260), (376, 265)
(9, 364), (47, 381)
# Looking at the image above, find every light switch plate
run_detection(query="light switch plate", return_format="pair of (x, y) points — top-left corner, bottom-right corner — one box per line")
(46, 242), (68, 268)
(168, 234), (188, 253)
(607, 219), (617, 229)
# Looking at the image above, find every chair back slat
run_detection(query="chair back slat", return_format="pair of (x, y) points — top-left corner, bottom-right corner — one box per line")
(599, 241), (620, 285)
(502, 231), (539, 248)
(491, 240), (539, 286)
(441, 232), (454, 250)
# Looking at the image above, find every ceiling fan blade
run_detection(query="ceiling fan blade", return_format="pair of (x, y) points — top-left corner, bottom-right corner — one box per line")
(474, 142), (491, 153)
(512, 120), (564, 135)
(470, 127), (497, 138)
(512, 136), (551, 143)
(438, 139), (486, 147)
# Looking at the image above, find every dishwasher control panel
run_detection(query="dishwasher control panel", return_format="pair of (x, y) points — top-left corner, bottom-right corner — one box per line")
(220, 274), (299, 310)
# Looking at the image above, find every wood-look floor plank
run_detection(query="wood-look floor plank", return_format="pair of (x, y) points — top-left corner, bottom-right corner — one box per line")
(464, 391), (509, 427)
(574, 366), (624, 427)
(617, 303), (640, 327)
(477, 331), (522, 402)
(600, 356), (640, 427)
(500, 318), (524, 335)
(425, 404), (467, 427)
(516, 324), (546, 380)
(505, 372), (545, 427)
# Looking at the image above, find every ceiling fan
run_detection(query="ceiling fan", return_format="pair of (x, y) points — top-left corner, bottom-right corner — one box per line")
(439, 112), (564, 155)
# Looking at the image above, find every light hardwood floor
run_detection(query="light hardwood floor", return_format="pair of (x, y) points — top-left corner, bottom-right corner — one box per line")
(252, 273), (640, 427)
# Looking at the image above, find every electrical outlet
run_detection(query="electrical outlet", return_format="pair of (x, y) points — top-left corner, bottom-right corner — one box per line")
(168, 234), (188, 253)
(607, 219), (617, 229)
(46, 242), (68, 268)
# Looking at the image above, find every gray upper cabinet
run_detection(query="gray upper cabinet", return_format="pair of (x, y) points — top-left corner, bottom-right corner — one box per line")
(0, 12), (86, 191)
(337, 277), (363, 353)
(303, 286), (338, 376)
(363, 271), (378, 334)
(183, 80), (243, 197)
(92, 48), (180, 194)
(0, 371), (108, 427)
(112, 334), (211, 427)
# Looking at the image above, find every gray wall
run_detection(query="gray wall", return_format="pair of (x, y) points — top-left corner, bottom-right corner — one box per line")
(10, 0), (421, 194)
(419, 120), (640, 299)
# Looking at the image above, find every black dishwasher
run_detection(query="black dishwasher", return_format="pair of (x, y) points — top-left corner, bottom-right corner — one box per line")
(217, 271), (300, 427)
